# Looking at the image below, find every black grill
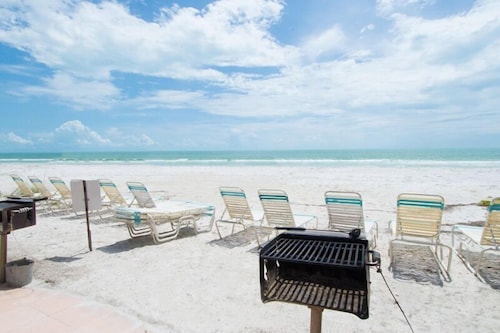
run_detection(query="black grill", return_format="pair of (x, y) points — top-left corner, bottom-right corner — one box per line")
(260, 229), (379, 320)
(0, 198), (37, 233)
(1, 198), (40, 284)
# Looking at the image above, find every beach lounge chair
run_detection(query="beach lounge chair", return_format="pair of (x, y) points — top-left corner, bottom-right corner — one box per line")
(126, 181), (167, 208)
(10, 174), (40, 198)
(324, 191), (378, 248)
(389, 193), (452, 277)
(258, 189), (317, 239)
(28, 176), (68, 212)
(215, 186), (264, 239)
(451, 197), (500, 282)
(48, 177), (73, 210)
(113, 200), (216, 243)
(99, 179), (130, 207)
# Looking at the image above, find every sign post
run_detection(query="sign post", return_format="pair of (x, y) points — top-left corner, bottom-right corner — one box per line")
(70, 180), (101, 252)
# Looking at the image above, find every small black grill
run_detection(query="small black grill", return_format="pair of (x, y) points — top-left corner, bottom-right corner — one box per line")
(260, 228), (380, 326)
(1, 198), (39, 284)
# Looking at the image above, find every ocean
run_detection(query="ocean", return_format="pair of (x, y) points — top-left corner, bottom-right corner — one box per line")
(1, 149), (499, 167)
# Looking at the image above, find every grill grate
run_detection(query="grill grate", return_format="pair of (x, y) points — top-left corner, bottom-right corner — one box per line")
(260, 238), (365, 268)
(265, 278), (367, 318)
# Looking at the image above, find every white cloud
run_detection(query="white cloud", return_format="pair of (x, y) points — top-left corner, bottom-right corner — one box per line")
(105, 127), (156, 146)
(55, 120), (112, 146)
(376, 0), (433, 16)
(6, 132), (32, 145)
(300, 25), (346, 61)
(15, 72), (121, 110)
(0, 0), (292, 80)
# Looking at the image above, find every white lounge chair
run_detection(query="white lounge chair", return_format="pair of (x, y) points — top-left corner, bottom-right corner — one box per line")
(389, 193), (452, 277)
(10, 174), (40, 198)
(258, 189), (317, 245)
(215, 186), (264, 239)
(48, 176), (73, 211)
(28, 176), (67, 212)
(114, 200), (216, 243)
(452, 197), (500, 282)
(126, 181), (167, 208)
(99, 179), (131, 207)
(324, 191), (378, 248)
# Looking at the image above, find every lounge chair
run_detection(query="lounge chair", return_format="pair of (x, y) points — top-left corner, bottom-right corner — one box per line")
(48, 177), (73, 210)
(258, 189), (317, 243)
(28, 176), (68, 212)
(126, 181), (167, 208)
(215, 186), (264, 239)
(10, 174), (40, 198)
(451, 197), (500, 282)
(114, 200), (216, 243)
(324, 191), (378, 248)
(389, 193), (452, 277)
(99, 179), (130, 207)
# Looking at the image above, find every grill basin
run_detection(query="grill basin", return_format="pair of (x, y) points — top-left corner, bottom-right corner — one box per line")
(259, 229), (372, 319)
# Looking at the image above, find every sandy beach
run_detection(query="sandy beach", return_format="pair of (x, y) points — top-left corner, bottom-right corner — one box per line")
(1, 163), (499, 333)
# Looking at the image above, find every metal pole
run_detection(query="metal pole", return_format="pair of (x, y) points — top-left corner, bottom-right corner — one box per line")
(0, 234), (6, 283)
(309, 306), (324, 333)
(82, 180), (93, 252)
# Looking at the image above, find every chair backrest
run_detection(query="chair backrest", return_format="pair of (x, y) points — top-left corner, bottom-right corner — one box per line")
(396, 193), (444, 239)
(48, 177), (72, 199)
(481, 197), (500, 246)
(28, 176), (52, 198)
(10, 174), (35, 197)
(219, 186), (254, 220)
(325, 191), (364, 232)
(127, 181), (155, 208)
(99, 179), (128, 206)
(258, 189), (295, 228)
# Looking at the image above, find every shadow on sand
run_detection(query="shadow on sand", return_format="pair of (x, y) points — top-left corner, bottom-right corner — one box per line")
(389, 243), (444, 286)
(208, 226), (272, 249)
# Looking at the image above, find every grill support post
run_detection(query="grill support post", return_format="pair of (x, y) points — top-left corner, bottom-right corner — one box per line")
(309, 306), (324, 333)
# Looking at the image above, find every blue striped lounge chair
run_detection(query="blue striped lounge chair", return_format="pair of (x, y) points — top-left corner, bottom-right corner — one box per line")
(324, 191), (378, 248)
(452, 197), (500, 282)
(215, 186), (264, 239)
(389, 193), (452, 277)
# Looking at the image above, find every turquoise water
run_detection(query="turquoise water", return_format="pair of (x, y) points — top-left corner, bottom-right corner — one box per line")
(1, 149), (499, 167)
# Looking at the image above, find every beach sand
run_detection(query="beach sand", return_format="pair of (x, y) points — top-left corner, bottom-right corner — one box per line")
(1, 163), (499, 332)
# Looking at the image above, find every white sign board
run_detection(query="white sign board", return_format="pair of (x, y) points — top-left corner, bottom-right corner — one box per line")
(70, 179), (102, 213)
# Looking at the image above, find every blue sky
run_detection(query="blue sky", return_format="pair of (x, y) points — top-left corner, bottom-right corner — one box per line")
(1, 0), (499, 152)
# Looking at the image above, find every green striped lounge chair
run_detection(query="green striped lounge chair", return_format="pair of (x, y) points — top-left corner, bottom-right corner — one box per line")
(452, 197), (500, 282)
(324, 191), (378, 248)
(215, 186), (264, 239)
(258, 189), (317, 232)
(389, 193), (452, 277)
(99, 179), (129, 207)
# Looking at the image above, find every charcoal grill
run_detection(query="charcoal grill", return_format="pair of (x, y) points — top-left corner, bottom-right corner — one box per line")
(259, 228), (380, 332)
(0, 198), (39, 283)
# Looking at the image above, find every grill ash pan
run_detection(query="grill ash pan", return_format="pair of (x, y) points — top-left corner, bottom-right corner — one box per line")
(259, 229), (379, 320)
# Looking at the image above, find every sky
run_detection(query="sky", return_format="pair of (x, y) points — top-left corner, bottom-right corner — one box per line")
(0, 0), (499, 152)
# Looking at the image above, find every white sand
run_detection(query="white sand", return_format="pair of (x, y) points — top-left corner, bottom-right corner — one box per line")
(1, 163), (499, 333)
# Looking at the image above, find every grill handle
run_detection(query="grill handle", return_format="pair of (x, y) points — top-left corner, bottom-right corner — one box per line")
(274, 227), (306, 231)
(367, 250), (382, 272)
